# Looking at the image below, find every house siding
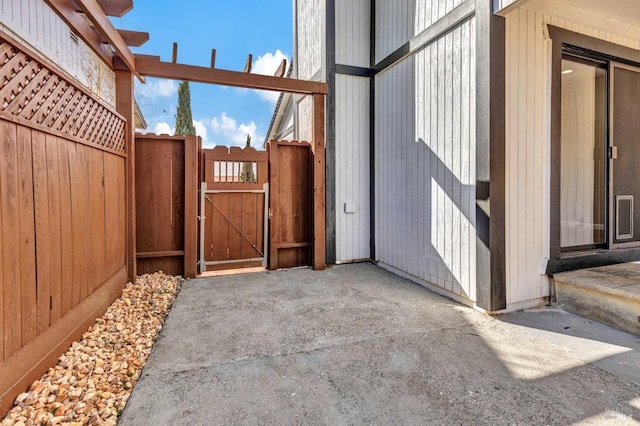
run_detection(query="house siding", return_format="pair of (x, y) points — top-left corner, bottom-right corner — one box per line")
(0, 0), (116, 106)
(375, 17), (477, 301)
(504, 6), (640, 306)
(336, 0), (370, 68)
(335, 75), (370, 262)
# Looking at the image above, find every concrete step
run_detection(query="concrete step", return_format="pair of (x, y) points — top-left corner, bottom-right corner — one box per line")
(553, 263), (640, 336)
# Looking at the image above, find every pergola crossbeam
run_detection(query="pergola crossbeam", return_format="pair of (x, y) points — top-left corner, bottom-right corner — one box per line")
(117, 29), (149, 47)
(135, 55), (328, 95)
(74, 0), (139, 77)
(244, 54), (253, 73)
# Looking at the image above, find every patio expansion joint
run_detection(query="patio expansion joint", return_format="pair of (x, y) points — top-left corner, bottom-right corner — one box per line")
(143, 324), (480, 377)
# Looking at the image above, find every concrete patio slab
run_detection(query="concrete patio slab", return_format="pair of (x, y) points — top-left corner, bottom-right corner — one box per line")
(120, 263), (640, 425)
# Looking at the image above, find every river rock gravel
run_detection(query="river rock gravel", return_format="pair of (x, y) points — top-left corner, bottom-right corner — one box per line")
(1, 272), (181, 426)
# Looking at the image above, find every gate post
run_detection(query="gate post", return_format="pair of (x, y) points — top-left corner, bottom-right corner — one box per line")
(115, 69), (136, 282)
(312, 93), (326, 270)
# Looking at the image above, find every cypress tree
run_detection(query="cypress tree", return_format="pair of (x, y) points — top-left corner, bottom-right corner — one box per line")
(175, 81), (196, 136)
(239, 135), (256, 183)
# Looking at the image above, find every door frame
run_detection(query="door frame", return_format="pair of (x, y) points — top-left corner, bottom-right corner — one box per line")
(198, 182), (269, 274)
(548, 25), (640, 260)
(608, 62), (640, 249)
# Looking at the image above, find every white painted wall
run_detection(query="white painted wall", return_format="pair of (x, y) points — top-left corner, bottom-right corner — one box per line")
(375, 17), (477, 302)
(336, 0), (370, 67)
(503, 4), (640, 306)
(296, 0), (324, 81)
(336, 75), (370, 261)
(294, 0), (325, 142)
(0, 0), (115, 106)
(375, 0), (466, 64)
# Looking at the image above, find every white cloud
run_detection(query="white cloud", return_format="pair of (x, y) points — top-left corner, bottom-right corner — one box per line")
(252, 50), (289, 104)
(210, 113), (261, 147)
(137, 79), (178, 99)
(153, 122), (174, 135)
(194, 119), (210, 147)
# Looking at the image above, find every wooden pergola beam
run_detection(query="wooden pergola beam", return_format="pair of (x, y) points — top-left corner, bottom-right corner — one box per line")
(117, 29), (149, 47)
(96, 0), (133, 16)
(45, 0), (114, 65)
(274, 59), (287, 77)
(73, 0), (138, 76)
(135, 56), (328, 95)
(244, 54), (252, 73)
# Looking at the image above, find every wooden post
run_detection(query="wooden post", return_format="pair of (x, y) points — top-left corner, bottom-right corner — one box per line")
(268, 141), (279, 270)
(115, 69), (136, 282)
(312, 94), (326, 270)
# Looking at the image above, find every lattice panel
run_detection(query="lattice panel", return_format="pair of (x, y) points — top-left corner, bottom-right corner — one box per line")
(0, 36), (126, 154)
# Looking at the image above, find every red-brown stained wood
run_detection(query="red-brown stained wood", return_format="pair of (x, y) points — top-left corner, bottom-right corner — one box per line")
(134, 134), (197, 277)
(91, 149), (106, 288)
(0, 120), (21, 358)
(16, 125), (37, 346)
(45, 134), (62, 325)
(268, 141), (278, 269)
(67, 143), (83, 307)
(103, 154), (119, 278)
(268, 141), (313, 270)
(78, 145), (93, 298)
(312, 94), (326, 270)
(57, 139), (73, 318)
(183, 136), (198, 278)
(31, 130), (51, 334)
(228, 193), (243, 260)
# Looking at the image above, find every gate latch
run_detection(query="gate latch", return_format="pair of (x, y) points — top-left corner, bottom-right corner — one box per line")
(268, 208), (273, 219)
(197, 215), (206, 221)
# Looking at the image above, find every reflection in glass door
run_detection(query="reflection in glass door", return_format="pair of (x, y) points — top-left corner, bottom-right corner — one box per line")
(560, 55), (607, 250)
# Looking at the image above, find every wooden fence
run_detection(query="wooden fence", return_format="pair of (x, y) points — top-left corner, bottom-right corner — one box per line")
(0, 34), (127, 412)
(268, 140), (313, 269)
(135, 133), (199, 278)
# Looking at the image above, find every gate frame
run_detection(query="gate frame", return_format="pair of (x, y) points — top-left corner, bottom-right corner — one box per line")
(199, 182), (270, 273)
(122, 56), (328, 272)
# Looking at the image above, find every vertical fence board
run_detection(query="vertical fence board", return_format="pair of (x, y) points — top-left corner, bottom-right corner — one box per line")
(68, 144), (82, 307)
(45, 134), (62, 325)
(57, 139), (73, 317)
(103, 154), (118, 278)
(16, 125), (37, 346)
(91, 150), (106, 288)
(32, 130), (51, 334)
(1, 120), (21, 358)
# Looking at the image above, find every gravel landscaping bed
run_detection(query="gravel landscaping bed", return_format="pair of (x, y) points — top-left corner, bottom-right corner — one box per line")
(1, 272), (182, 426)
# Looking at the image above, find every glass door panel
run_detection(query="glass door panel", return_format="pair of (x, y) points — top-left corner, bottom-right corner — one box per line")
(560, 56), (607, 249)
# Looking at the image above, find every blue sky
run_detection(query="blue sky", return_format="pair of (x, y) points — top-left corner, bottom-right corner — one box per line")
(113, 1), (292, 147)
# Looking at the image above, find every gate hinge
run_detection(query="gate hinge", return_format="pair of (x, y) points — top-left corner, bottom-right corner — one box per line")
(268, 208), (273, 219)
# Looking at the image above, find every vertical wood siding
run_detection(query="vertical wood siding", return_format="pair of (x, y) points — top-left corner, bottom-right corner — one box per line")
(504, 8), (640, 305)
(296, 0), (324, 81)
(494, 0), (521, 14)
(336, 0), (370, 67)
(375, 17), (476, 301)
(375, 0), (465, 64)
(0, 0), (115, 106)
(335, 75), (370, 261)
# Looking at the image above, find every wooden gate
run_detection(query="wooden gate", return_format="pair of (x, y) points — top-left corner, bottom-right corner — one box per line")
(199, 146), (269, 272)
(268, 140), (313, 269)
(135, 134), (199, 278)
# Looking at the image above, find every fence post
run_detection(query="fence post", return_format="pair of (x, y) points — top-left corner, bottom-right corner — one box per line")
(312, 93), (326, 270)
(115, 69), (136, 282)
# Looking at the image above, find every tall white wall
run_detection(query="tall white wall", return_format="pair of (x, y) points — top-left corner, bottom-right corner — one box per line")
(504, 5), (640, 306)
(0, 0), (115, 106)
(295, 0), (325, 142)
(336, 0), (370, 68)
(334, 0), (371, 262)
(375, 17), (477, 302)
(375, 0), (465, 64)
(336, 76), (370, 261)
